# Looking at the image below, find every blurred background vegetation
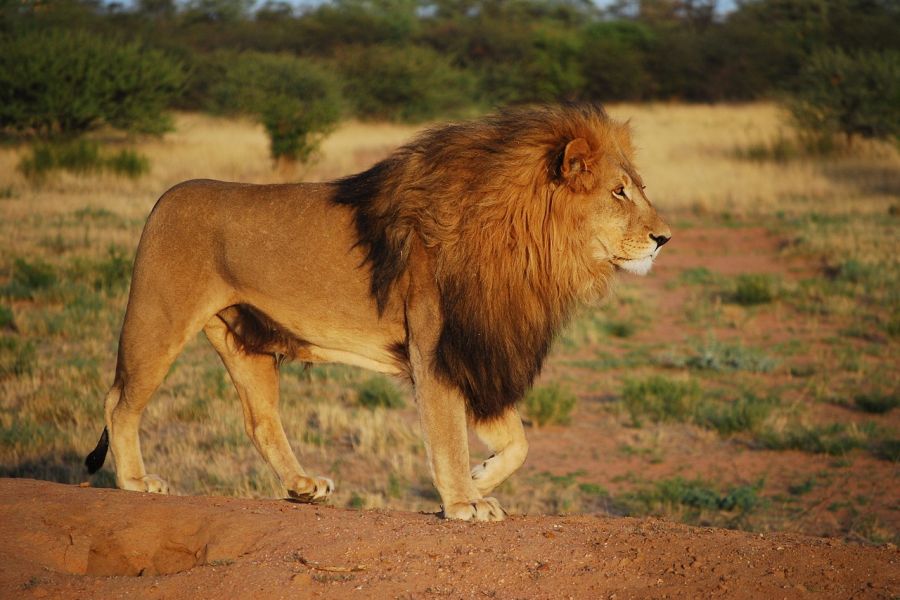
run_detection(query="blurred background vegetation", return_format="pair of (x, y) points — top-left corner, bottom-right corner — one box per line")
(1, 0), (898, 167)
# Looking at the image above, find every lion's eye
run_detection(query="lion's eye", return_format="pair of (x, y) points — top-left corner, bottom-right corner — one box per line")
(613, 185), (627, 200)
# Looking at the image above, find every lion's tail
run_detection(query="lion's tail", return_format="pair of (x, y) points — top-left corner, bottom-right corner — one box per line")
(84, 427), (109, 474)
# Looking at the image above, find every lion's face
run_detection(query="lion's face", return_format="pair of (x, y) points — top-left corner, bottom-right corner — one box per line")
(589, 162), (671, 276)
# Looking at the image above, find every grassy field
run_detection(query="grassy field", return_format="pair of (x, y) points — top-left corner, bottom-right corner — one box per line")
(1, 104), (897, 543)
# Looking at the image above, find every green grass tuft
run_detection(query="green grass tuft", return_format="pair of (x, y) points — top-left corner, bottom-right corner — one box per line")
(758, 422), (876, 456)
(356, 375), (405, 409)
(0, 305), (14, 329)
(105, 148), (150, 177)
(18, 140), (149, 180)
(2, 258), (57, 299)
(523, 383), (577, 427)
(853, 392), (898, 414)
(696, 393), (778, 435)
(621, 375), (700, 427)
(0, 336), (36, 378)
(684, 339), (777, 373)
(621, 476), (765, 525)
(729, 274), (777, 305)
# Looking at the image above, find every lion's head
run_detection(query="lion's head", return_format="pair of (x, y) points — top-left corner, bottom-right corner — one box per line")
(554, 108), (671, 278)
(335, 103), (670, 420)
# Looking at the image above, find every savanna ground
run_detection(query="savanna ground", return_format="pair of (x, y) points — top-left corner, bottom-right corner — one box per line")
(1, 103), (898, 568)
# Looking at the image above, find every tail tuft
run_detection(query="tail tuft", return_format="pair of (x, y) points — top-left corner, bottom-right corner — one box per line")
(84, 427), (109, 474)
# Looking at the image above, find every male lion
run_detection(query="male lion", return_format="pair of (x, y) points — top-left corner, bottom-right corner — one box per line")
(85, 103), (670, 521)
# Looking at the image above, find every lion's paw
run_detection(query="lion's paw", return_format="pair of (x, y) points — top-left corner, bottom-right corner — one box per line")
(142, 474), (170, 494)
(470, 459), (497, 494)
(120, 474), (169, 494)
(442, 497), (506, 522)
(287, 475), (334, 503)
(470, 459), (489, 481)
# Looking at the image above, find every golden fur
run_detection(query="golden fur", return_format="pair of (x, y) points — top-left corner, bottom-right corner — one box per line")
(86, 103), (670, 521)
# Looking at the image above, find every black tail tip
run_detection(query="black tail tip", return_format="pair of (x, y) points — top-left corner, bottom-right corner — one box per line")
(85, 427), (109, 474)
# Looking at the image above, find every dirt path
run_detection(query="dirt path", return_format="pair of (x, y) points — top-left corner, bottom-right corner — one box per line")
(1, 479), (895, 599)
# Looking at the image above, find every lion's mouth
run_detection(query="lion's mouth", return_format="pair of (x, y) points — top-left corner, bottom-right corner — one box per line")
(612, 250), (659, 276)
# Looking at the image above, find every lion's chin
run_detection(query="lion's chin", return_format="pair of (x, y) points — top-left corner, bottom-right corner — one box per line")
(614, 256), (654, 276)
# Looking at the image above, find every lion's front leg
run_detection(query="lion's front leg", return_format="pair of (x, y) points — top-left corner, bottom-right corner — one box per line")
(414, 377), (506, 522)
(470, 406), (528, 495)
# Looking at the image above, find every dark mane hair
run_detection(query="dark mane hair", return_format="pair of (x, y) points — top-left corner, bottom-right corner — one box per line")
(333, 103), (630, 420)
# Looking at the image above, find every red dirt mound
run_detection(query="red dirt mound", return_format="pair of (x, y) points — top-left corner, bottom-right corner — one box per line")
(0, 479), (896, 599)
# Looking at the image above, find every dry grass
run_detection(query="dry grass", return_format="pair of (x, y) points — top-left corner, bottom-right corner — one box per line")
(619, 103), (899, 217)
(1, 105), (897, 530)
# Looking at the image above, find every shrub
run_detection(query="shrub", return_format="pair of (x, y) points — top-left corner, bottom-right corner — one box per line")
(523, 383), (577, 427)
(1, 259), (57, 299)
(788, 49), (900, 146)
(580, 21), (654, 101)
(758, 422), (873, 456)
(696, 394), (777, 435)
(0, 29), (185, 138)
(68, 246), (133, 295)
(729, 274), (776, 305)
(18, 140), (149, 180)
(621, 375), (700, 427)
(685, 339), (777, 373)
(854, 392), (898, 415)
(356, 376), (405, 409)
(0, 305), (13, 330)
(206, 52), (342, 162)
(604, 319), (636, 338)
(621, 476), (764, 522)
(338, 44), (477, 122)
(0, 336), (36, 378)
(105, 149), (150, 178)
(875, 439), (900, 462)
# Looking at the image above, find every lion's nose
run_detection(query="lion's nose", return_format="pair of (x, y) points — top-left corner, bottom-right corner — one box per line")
(650, 233), (670, 248)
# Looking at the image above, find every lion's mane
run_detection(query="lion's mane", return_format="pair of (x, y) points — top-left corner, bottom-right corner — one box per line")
(334, 103), (626, 420)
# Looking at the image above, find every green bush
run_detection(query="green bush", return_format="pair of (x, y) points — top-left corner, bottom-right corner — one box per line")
(621, 376), (700, 427)
(622, 476), (764, 521)
(68, 247), (133, 295)
(1, 258), (57, 299)
(854, 392), (898, 415)
(105, 149), (150, 178)
(0, 306), (13, 330)
(580, 21), (654, 101)
(338, 44), (477, 122)
(0, 29), (185, 138)
(0, 336), (36, 378)
(696, 394), (777, 435)
(523, 383), (577, 427)
(729, 274), (776, 306)
(205, 52), (342, 162)
(758, 422), (874, 456)
(18, 140), (149, 180)
(356, 376), (405, 409)
(788, 49), (900, 146)
(685, 339), (777, 373)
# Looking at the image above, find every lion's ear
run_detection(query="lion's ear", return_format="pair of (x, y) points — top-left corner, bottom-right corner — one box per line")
(559, 138), (592, 191)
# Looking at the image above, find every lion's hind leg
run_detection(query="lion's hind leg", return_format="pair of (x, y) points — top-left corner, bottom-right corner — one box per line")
(470, 406), (528, 495)
(203, 312), (333, 503)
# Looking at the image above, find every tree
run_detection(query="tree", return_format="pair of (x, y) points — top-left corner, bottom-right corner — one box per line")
(788, 49), (900, 145)
(206, 52), (343, 162)
(0, 29), (185, 138)
(338, 44), (477, 122)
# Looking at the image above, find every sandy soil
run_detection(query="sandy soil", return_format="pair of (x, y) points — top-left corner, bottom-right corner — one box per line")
(1, 478), (896, 599)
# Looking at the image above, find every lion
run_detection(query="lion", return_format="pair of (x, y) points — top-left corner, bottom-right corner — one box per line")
(85, 103), (670, 521)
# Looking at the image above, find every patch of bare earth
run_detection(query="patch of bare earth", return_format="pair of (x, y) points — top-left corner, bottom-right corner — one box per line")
(1, 479), (896, 599)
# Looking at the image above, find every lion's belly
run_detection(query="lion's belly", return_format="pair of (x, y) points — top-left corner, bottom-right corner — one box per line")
(295, 344), (404, 375)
